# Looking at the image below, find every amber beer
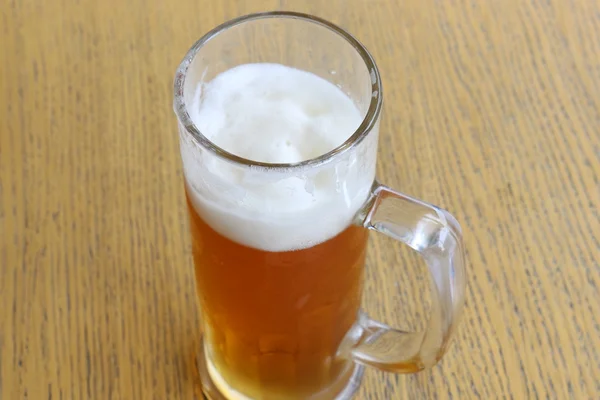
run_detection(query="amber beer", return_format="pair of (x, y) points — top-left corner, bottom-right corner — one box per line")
(186, 189), (368, 399)
(179, 60), (377, 399)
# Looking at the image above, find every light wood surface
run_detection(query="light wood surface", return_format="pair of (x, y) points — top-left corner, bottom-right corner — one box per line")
(1, 0), (599, 398)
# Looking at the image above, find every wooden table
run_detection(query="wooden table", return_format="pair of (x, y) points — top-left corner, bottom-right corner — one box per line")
(1, 0), (598, 398)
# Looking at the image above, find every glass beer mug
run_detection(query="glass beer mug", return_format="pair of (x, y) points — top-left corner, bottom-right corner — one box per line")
(173, 12), (466, 400)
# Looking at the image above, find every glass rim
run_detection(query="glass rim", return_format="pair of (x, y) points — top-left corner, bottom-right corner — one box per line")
(173, 11), (383, 170)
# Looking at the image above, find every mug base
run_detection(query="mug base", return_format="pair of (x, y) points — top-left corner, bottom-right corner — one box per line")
(196, 336), (364, 400)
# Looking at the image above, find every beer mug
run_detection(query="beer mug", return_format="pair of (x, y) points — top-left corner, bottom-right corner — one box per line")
(173, 12), (466, 400)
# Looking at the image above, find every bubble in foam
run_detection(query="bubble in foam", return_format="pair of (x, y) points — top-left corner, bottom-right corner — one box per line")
(182, 63), (379, 252)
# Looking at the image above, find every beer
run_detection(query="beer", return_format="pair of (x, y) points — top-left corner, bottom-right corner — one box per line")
(176, 15), (467, 399)
(187, 191), (368, 398)
(183, 63), (377, 399)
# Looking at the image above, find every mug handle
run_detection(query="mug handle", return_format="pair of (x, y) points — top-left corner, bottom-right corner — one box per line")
(340, 181), (466, 372)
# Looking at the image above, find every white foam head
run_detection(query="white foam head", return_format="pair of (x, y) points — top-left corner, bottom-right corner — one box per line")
(181, 63), (378, 252)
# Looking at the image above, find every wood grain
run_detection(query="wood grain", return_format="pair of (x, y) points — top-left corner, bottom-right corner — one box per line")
(1, 0), (598, 398)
